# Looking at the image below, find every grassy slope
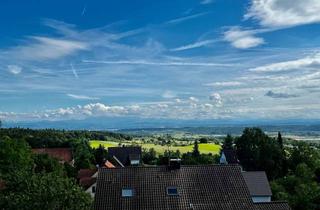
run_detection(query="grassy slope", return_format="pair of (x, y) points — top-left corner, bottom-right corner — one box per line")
(89, 140), (221, 155)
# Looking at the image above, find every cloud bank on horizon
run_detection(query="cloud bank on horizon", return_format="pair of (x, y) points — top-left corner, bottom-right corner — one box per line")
(0, 0), (320, 122)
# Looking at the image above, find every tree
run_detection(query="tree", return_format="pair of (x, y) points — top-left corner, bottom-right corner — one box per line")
(0, 136), (33, 177)
(142, 148), (157, 165)
(235, 127), (285, 179)
(192, 140), (200, 157)
(1, 172), (92, 210)
(277, 132), (284, 149)
(93, 144), (108, 166)
(33, 153), (64, 175)
(272, 163), (320, 210)
(74, 140), (95, 170)
(0, 119), (2, 128)
(222, 134), (233, 150)
(199, 137), (208, 144)
(0, 136), (93, 209)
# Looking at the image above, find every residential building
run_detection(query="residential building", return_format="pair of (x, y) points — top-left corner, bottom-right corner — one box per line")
(94, 164), (290, 210)
(32, 148), (73, 165)
(242, 171), (272, 203)
(219, 148), (239, 164)
(108, 146), (142, 166)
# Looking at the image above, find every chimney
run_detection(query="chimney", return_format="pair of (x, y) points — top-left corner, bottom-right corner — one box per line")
(168, 159), (181, 170)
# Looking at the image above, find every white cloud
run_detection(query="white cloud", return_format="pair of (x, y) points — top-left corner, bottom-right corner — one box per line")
(245, 0), (320, 28)
(67, 94), (100, 100)
(225, 0), (320, 49)
(162, 90), (176, 99)
(189, 96), (199, 103)
(209, 93), (223, 107)
(7, 36), (88, 61)
(171, 39), (216, 51)
(224, 27), (265, 49)
(7, 65), (22, 75)
(250, 53), (320, 72)
(204, 81), (242, 87)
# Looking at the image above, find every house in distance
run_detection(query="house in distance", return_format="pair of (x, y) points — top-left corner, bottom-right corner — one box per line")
(108, 146), (142, 167)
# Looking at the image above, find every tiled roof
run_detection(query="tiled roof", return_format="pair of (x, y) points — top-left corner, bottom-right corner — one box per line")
(222, 149), (239, 164)
(242, 171), (272, 196)
(32, 148), (73, 163)
(108, 147), (141, 166)
(255, 202), (291, 210)
(77, 169), (97, 179)
(79, 177), (97, 190)
(94, 164), (257, 210)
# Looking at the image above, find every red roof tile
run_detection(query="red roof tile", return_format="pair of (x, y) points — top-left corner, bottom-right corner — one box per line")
(32, 148), (73, 162)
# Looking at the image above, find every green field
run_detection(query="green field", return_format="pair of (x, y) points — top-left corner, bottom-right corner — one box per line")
(89, 140), (221, 155)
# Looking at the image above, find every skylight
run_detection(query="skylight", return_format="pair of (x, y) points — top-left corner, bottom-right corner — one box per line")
(122, 188), (134, 197)
(167, 187), (179, 196)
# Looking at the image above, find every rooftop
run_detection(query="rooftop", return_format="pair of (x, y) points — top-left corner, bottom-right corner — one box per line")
(108, 146), (141, 166)
(221, 149), (239, 164)
(255, 202), (291, 210)
(32, 148), (73, 163)
(242, 171), (272, 197)
(95, 164), (255, 210)
(94, 164), (290, 210)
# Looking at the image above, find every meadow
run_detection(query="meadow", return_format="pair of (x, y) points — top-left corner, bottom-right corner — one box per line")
(89, 140), (221, 155)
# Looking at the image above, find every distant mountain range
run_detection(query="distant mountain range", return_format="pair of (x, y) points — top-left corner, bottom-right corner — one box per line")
(3, 117), (320, 135)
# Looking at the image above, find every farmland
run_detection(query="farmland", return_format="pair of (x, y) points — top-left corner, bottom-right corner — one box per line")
(89, 140), (221, 155)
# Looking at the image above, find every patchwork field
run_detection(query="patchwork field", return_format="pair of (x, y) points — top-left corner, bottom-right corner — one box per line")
(89, 140), (221, 155)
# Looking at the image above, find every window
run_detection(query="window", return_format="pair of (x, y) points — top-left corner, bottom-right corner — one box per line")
(167, 187), (179, 196)
(122, 188), (134, 197)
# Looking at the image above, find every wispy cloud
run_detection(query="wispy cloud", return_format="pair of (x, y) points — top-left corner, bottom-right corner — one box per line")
(250, 53), (320, 72)
(200, 0), (214, 5)
(82, 59), (232, 67)
(171, 39), (216, 51)
(162, 90), (176, 99)
(67, 94), (100, 100)
(3, 36), (88, 61)
(81, 5), (86, 16)
(164, 12), (209, 25)
(70, 63), (79, 78)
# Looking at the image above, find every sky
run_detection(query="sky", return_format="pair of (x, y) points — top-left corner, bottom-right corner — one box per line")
(1, 0), (320, 123)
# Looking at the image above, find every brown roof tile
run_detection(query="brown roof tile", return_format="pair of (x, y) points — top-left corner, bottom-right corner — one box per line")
(94, 164), (257, 210)
(32, 148), (73, 162)
(77, 169), (97, 179)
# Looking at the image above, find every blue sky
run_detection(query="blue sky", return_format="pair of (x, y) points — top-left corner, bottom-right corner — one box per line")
(1, 0), (320, 122)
